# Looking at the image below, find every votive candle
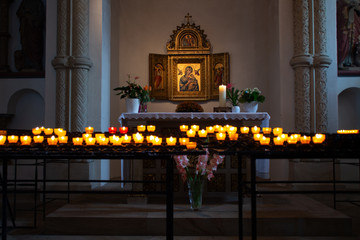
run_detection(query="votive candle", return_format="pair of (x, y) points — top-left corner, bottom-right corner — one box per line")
(137, 125), (146, 132)
(33, 135), (44, 143)
(287, 135), (298, 144)
(8, 135), (18, 143)
(58, 136), (68, 144)
(85, 137), (96, 145)
(186, 129), (196, 137)
(82, 133), (92, 140)
(20, 136), (32, 145)
(260, 136), (270, 145)
(229, 133), (239, 141)
(72, 137), (83, 145)
(262, 127), (272, 134)
(179, 137), (189, 145)
(85, 126), (94, 134)
(251, 126), (260, 134)
(0, 135), (6, 145)
(191, 125), (200, 131)
(180, 125), (188, 132)
(119, 126), (128, 134)
(186, 141), (197, 149)
(122, 134), (132, 143)
(133, 133), (144, 143)
(112, 136), (123, 145)
(312, 134), (325, 144)
(32, 127), (42, 135)
(300, 135), (311, 144)
(240, 127), (250, 134)
(44, 128), (53, 135)
(98, 137), (109, 145)
(166, 137), (177, 146)
(273, 136), (284, 146)
(147, 125), (156, 132)
(47, 136), (58, 145)
(56, 129), (67, 137)
(273, 127), (283, 136)
(198, 129), (208, 138)
(153, 137), (162, 146)
(108, 127), (117, 134)
(216, 132), (226, 141)
(206, 126), (215, 133)
(253, 133), (263, 141)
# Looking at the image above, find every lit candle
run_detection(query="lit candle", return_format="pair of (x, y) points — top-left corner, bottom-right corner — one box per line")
(82, 133), (92, 140)
(312, 134), (325, 144)
(287, 135), (298, 144)
(0, 135), (6, 145)
(44, 128), (53, 135)
(137, 125), (146, 132)
(54, 128), (63, 136)
(253, 133), (263, 141)
(95, 133), (105, 143)
(56, 129), (67, 137)
(251, 126), (260, 134)
(186, 129), (196, 138)
(186, 141), (197, 149)
(108, 127), (117, 134)
(58, 136), (68, 144)
(98, 137), (109, 145)
(47, 136), (58, 145)
(72, 137), (83, 145)
(198, 129), (208, 138)
(33, 135), (44, 143)
(224, 124), (231, 131)
(146, 135), (155, 143)
(166, 136), (177, 146)
(219, 84), (226, 107)
(300, 135), (311, 144)
(153, 137), (162, 146)
(112, 136), (123, 145)
(337, 129), (359, 134)
(240, 127), (250, 134)
(85, 126), (94, 134)
(85, 137), (96, 145)
(273, 136), (284, 146)
(180, 125), (188, 132)
(259, 136), (270, 145)
(147, 125), (156, 132)
(218, 126), (226, 133)
(179, 137), (189, 145)
(216, 132), (226, 141)
(32, 127), (42, 135)
(227, 126), (237, 135)
(191, 125), (200, 131)
(206, 126), (215, 133)
(122, 134), (132, 143)
(8, 135), (19, 143)
(20, 136), (32, 145)
(133, 133), (144, 143)
(214, 125), (221, 132)
(119, 126), (128, 134)
(291, 134), (301, 141)
(229, 133), (238, 141)
(273, 127), (283, 136)
(280, 133), (288, 141)
(262, 127), (272, 134)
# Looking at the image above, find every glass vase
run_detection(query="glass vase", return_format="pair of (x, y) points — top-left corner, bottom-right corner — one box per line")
(139, 102), (148, 113)
(187, 178), (205, 211)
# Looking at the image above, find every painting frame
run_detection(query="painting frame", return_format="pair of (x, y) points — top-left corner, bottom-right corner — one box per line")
(169, 55), (210, 101)
(149, 54), (168, 100)
(210, 53), (230, 99)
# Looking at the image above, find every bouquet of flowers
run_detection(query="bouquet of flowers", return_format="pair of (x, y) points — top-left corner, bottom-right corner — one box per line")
(239, 87), (265, 103)
(113, 75), (143, 99)
(226, 83), (241, 106)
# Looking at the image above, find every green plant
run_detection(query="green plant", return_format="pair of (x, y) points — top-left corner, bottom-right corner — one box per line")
(226, 83), (241, 106)
(239, 87), (265, 103)
(113, 75), (154, 104)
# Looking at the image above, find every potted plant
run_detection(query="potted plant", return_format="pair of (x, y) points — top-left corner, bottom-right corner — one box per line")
(226, 83), (241, 112)
(238, 87), (265, 112)
(113, 75), (144, 113)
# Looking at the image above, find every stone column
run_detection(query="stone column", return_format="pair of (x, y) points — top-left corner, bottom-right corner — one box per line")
(0, 0), (11, 72)
(52, 0), (70, 129)
(70, 0), (92, 132)
(290, 0), (312, 133)
(313, 0), (332, 133)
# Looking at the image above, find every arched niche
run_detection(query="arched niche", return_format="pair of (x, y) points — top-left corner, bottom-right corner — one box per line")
(338, 87), (360, 129)
(7, 88), (45, 129)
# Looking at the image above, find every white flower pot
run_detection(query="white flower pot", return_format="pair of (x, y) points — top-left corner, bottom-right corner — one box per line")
(126, 98), (140, 113)
(242, 101), (258, 113)
(232, 106), (240, 113)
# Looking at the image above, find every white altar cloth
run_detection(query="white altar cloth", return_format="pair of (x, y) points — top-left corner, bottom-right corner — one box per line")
(118, 112), (270, 178)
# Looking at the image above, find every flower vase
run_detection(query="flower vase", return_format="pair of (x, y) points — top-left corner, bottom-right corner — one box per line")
(139, 103), (148, 113)
(232, 106), (240, 113)
(126, 98), (140, 113)
(242, 101), (258, 113)
(187, 178), (205, 211)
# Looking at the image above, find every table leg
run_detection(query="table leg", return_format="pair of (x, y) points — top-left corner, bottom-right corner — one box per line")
(251, 156), (257, 240)
(2, 158), (8, 240)
(166, 156), (174, 240)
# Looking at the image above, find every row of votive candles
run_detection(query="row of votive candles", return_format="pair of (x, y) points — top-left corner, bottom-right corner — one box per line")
(85, 125), (156, 134)
(253, 133), (326, 145)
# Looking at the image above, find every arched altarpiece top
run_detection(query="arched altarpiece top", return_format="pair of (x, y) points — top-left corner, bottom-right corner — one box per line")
(150, 13), (229, 101)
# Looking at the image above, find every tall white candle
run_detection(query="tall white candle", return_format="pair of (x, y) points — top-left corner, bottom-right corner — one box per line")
(219, 85), (226, 107)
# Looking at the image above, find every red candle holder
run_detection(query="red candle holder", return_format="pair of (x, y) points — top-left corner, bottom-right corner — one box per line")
(119, 126), (128, 134)
(109, 127), (117, 134)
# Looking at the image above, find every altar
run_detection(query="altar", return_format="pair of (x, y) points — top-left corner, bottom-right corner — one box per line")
(118, 112), (271, 195)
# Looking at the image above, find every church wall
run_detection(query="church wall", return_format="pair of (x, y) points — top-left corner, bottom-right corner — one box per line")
(110, 0), (295, 131)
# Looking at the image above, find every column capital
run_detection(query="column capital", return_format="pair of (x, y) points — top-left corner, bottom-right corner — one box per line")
(290, 54), (313, 68)
(313, 54), (332, 68)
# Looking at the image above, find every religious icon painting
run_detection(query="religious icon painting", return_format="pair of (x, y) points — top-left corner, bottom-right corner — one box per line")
(177, 63), (201, 92)
(149, 54), (168, 100)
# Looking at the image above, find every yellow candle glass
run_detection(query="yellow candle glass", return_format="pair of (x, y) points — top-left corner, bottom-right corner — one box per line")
(166, 137), (177, 146)
(260, 136), (270, 145)
(218, 127), (226, 133)
(240, 127), (250, 134)
(146, 135), (155, 143)
(206, 126), (215, 133)
(112, 136), (123, 145)
(122, 134), (132, 144)
(280, 134), (288, 141)
(180, 125), (188, 132)
(273, 136), (284, 146)
(262, 127), (272, 134)
(186, 141), (197, 149)
(54, 128), (63, 136)
(98, 137), (109, 145)
(214, 125), (221, 132)
(253, 133), (263, 141)
(179, 138), (189, 145)
(137, 125), (146, 132)
(216, 132), (226, 141)
(273, 127), (283, 136)
(20, 136), (32, 145)
(147, 125), (156, 132)
(56, 129), (67, 137)
(33, 135), (44, 143)
(300, 135), (311, 144)
(58, 136), (68, 144)
(287, 135), (298, 144)
(32, 127), (42, 135)
(47, 136), (58, 145)
(251, 126), (260, 134)
(44, 128), (53, 135)
(337, 129), (359, 134)
(312, 134), (325, 144)
(227, 126), (237, 134)
(8, 135), (19, 143)
(82, 133), (92, 140)
(133, 133), (144, 144)
(153, 137), (162, 146)
(191, 125), (199, 131)
(0, 135), (7, 145)
(85, 137), (96, 145)
(85, 126), (94, 134)
(186, 129), (196, 138)
(72, 137), (83, 145)
(198, 129), (208, 138)
(229, 133), (239, 141)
